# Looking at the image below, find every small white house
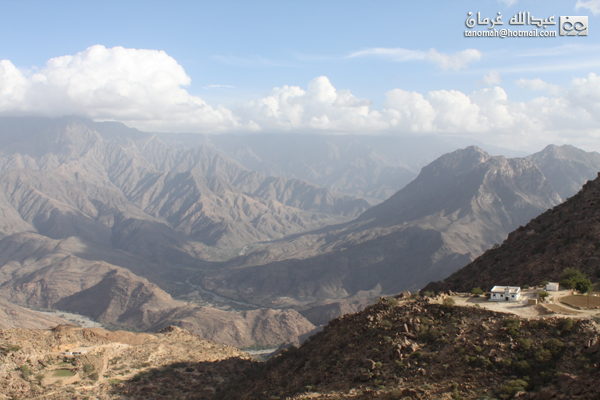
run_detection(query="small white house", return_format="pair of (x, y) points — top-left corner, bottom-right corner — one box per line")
(489, 286), (522, 301)
(546, 282), (559, 291)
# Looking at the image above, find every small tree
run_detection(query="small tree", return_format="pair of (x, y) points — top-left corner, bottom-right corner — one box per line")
(560, 268), (591, 291)
(442, 297), (456, 310)
(538, 290), (549, 302)
(576, 279), (592, 294)
(470, 287), (484, 297)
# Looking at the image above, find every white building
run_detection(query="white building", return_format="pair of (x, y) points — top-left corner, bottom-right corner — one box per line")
(546, 282), (559, 291)
(489, 286), (522, 301)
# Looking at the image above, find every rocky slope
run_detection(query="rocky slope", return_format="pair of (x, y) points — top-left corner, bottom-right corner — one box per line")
(423, 172), (600, 293)
(0, 300), (69, 330)
(199, 147), (562, 307)
(0, 324), (253, 399)
(217, 296), (600, 400)
(0, 116), (342, 346)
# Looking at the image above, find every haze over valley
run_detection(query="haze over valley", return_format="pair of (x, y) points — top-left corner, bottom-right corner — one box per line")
(0, 116), (599, 345)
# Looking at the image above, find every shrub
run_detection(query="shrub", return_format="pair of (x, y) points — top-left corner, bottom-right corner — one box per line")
(499, 379), (528, 397)
(442, 297), (456, 309)
(381, 319), (393, 329)
(1, 344), (21, 354)
(470, 287), (484, 297)
(538, 290), (549, 301)
(517, 338), (532, 351)
(503, 318), (519, 329)
(83, 363), (95, 374)
(533, 347), (552, 363)
(529, 319), (548, 330)
(387, 297), (399, 308)
(513, 360), (531, 375)
(19, 365), (31, 379)
(557, 318), (574, 332)
(544, 338), (565, 356)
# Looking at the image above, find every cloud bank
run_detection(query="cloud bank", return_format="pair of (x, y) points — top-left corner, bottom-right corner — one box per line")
(1, 45), (600, 151)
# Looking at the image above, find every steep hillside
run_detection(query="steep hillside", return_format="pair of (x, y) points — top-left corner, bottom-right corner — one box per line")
(424, 172), (600, 293)
(217, 297), (600, 399)
(0, 325), (253, 399)
(199, 147), (561, 307)
(0, 116), (344, 346)
(0, 300), (69, 330)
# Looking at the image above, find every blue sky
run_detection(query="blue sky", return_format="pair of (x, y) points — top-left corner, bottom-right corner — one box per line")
(1, 0), (600, 151)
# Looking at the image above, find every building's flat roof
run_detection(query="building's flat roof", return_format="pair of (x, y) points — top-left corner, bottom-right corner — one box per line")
(491, 286), (521, 293)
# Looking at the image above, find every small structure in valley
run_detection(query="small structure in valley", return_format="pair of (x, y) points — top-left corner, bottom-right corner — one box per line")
(546, 282), (559, 291)
(489, 286), (522, 301)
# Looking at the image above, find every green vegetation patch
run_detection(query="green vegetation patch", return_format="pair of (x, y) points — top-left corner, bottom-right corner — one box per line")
(53, 369), (75, 377)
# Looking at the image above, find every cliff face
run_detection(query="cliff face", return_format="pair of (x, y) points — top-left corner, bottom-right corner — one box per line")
(424, 172), (600, 293)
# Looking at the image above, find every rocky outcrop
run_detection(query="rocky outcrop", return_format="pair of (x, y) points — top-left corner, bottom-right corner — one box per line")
(216, 297), (600, 399)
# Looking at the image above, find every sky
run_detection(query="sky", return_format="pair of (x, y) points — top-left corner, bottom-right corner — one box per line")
(1, 0), (600, 152)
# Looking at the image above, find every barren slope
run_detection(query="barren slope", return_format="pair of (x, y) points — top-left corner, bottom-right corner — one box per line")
(199, 147), (561, 307)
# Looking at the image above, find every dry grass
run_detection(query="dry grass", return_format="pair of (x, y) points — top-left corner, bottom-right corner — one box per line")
(560, 295), (600, 309)
(545, 303), (580, 315)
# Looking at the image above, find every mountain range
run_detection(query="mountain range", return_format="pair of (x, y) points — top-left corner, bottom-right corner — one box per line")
(1, 116), (600, 345)
(198, 146), (566, 312)
(159, 132), (529, 203)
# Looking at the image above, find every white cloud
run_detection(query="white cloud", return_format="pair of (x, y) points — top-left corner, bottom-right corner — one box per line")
(498, 0), (518, 6)
(515, 78), (562, 96)
(3, 46), (600, 151)
(479, 71), (502, 87)
(0, 45), (240, 132)
(237, 76), (387, 132)
(346, 47), (481, 70)
(576, 0), (600, 15)
(234, 74), (600, 151)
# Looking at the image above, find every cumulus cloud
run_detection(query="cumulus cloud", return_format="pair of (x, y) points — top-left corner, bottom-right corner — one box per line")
(237, 76), (387, 132)
(3, 46), (600, 150)
(515, 78), (562, 96)
(346, 47), (481, 70)
(576, 0), (600, 15)
(0, 45), (239, 132)
(479, 71), (502, 87)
